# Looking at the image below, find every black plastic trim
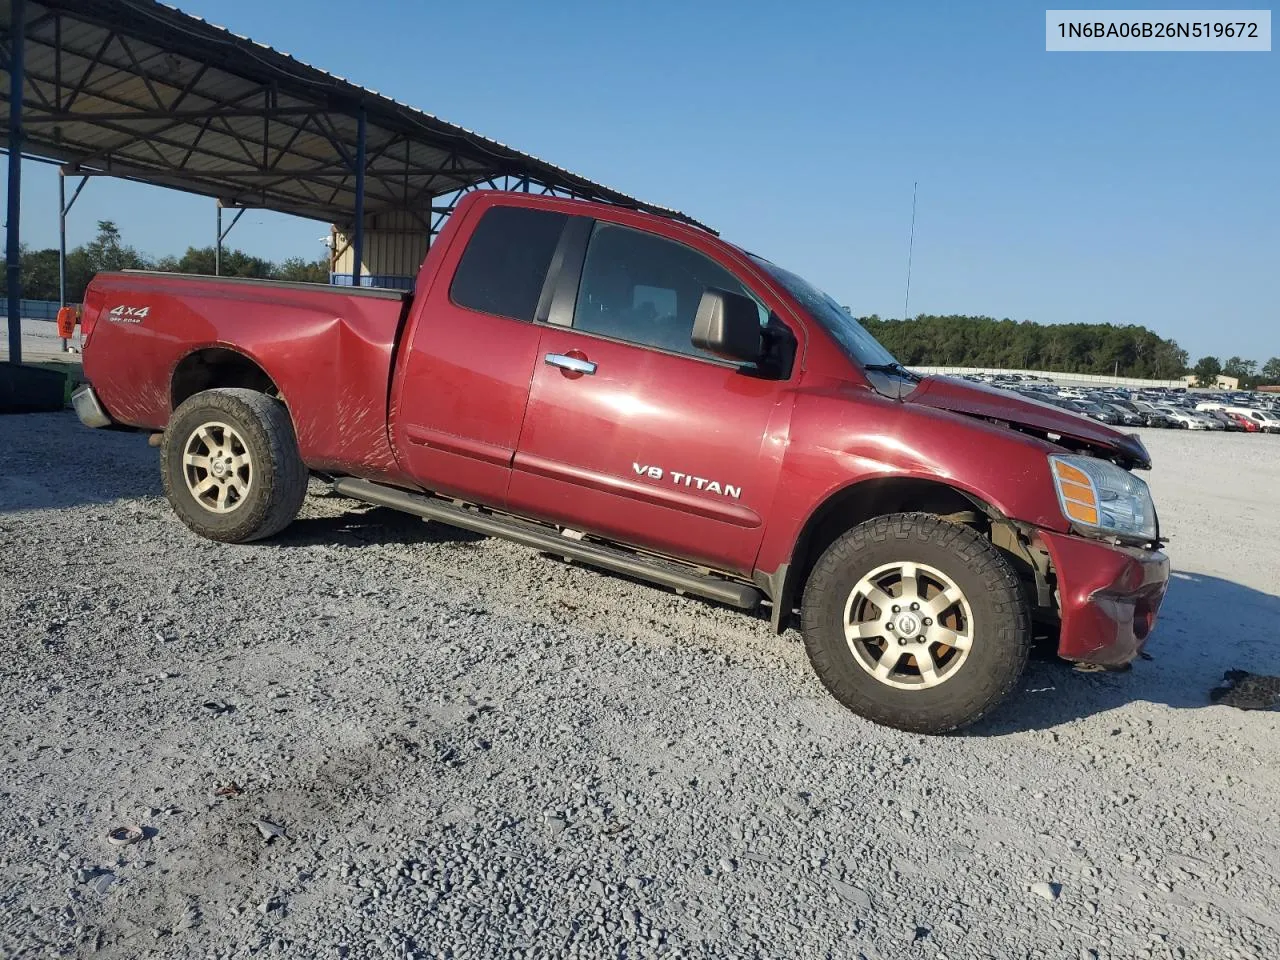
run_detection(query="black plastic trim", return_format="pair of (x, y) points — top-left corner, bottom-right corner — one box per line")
(332, 477), (763, 610)
(535, 215), (592, 325)
(543, 217), (594, 328)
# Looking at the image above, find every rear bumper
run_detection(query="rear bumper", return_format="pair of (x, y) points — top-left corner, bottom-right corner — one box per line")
(72, 384), (113, 429)
(1038, 529), (1170, 666)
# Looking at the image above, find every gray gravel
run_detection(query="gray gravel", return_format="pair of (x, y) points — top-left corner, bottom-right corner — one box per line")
(2, 412), (1279, 959)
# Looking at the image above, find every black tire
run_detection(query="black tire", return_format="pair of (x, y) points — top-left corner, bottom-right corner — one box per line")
(800, 513), (1029, 734)
(161, 388), (308, 543)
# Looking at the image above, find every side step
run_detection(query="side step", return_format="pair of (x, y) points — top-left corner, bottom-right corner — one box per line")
(331, 478), (764, 611)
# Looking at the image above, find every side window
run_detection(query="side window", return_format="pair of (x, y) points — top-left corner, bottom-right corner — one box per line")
(572, 223), (767, 360)
(450, 206), (568, 321)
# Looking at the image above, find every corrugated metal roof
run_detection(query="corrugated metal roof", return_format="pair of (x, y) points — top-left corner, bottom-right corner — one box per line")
(0, 0), (713, 232)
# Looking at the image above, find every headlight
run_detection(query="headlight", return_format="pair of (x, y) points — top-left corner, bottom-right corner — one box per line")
(1049, 455), (1157, 543)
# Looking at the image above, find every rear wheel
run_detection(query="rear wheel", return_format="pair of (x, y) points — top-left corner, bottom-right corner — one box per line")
(161, 388), (308, 543)
(801, 513), (1029, 734)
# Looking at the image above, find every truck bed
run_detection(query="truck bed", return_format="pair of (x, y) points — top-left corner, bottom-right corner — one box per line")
(81, 271), (412, 480)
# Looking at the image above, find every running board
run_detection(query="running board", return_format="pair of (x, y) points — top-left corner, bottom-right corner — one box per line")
(331, 478), (763, 611)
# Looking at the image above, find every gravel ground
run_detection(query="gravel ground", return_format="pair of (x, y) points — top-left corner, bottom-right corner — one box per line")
(2, 414), (1278, 960)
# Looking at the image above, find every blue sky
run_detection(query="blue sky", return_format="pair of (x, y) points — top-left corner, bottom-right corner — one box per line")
(13, 0), (1278, 362)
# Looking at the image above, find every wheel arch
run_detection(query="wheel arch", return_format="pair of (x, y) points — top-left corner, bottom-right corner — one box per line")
(171, 346), (284, 412)
(761, 476), (1005, 633)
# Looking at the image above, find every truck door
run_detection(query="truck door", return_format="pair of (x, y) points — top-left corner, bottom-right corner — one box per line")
(389, 205), (571, 505)
(507, 221), (796, 575)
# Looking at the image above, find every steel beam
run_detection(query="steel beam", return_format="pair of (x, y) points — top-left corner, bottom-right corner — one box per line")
(20, 106), (321, 125)
(6, 0), (25, 365)
(61, 28), (113, 114)
(57, 172), (87, 349)
(214, 204), (246, 275)
(352, 107), (366, 287)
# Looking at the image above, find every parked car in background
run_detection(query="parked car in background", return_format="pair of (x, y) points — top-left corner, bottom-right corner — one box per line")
(1155, 406), (1209, 430)
(1110, 398), (1171, 428)
(1203, 410), (1239, 431)
(1132, 400), (1169, 423)
(1076, 401), (1123, 425)
(1224, 407), (1280, 434)
(1103, 403), (1143, 427)
(1222, 410), (1259, 432)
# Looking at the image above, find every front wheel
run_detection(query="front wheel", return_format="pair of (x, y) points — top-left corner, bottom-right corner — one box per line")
(161, 388), (308, 543)
(800, 513), (1030, 734)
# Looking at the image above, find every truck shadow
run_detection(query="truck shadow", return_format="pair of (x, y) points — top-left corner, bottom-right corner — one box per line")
(970, 570), (1280, 734)
(270, 504), (485, 549)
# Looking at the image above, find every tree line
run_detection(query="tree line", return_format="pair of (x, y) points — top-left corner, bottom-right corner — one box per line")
(856, 313), (1192, 380)
(851, 313), (1278, 387)
(1, 220), (329, 302)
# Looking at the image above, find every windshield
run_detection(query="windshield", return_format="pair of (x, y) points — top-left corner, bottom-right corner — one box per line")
(750, 256), (898, 368)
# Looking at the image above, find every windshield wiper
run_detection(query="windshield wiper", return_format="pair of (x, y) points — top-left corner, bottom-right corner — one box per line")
(863, 362), (921, 381)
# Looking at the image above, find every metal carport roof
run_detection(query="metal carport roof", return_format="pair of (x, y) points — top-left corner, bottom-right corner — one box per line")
(0, 0), (710, 232)
(0, 0), (714, 364)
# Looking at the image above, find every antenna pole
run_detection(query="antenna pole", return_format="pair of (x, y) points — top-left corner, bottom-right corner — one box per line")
(903, 181), (918, 322)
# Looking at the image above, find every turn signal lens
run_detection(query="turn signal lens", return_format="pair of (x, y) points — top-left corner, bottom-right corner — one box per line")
(1052, 459), (1100, 526)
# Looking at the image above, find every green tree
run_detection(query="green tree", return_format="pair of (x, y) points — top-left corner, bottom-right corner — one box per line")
(856, 313), (1188, 379)
(1261, 357), (1280, 383)
(81, 220), (150, 273)
(1222, 356), (1258, 388)
(1223, 356), (1252, 375)
(1193, 356), (1223, 387)
(59, 220), (153, 301)
(21, 247), (62, 300)
(13, 222), (337, 303)
(273, 257), (330, 283)
(154, 245), (273, 278)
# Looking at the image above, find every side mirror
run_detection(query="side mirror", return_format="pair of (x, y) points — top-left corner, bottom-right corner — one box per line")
(691, 288), (762, 363)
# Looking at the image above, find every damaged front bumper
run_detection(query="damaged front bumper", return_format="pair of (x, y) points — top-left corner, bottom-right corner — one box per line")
(1038, 529), (1170, 666)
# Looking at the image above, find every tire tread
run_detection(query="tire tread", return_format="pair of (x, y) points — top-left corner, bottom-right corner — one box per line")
(160, 388), (308, 543)
(800, 513), (1029, 734)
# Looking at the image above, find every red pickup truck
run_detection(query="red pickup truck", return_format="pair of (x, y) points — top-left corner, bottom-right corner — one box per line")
(73, 191), (1169, 733)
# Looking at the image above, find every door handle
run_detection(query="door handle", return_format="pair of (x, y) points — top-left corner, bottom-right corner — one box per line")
(544, 353), (597, 375)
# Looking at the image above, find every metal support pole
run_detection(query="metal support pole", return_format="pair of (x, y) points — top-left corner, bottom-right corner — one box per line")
(215, 205), (245, 277)
(58, 174), (66, 350)
(54, 173), (86, 354)
(352, 107), (366, 287)
(6, 0), (26, 365)
(57, 174), (87, 305)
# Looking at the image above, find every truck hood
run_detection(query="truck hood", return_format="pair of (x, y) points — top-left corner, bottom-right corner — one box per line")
(905, 376), (1152, 469)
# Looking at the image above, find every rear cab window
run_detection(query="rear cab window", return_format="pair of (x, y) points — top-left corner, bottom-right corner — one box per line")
(449, 206), (569, 321)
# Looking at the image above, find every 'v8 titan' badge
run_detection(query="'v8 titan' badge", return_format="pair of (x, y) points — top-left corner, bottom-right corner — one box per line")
(633, 463), (742, 499)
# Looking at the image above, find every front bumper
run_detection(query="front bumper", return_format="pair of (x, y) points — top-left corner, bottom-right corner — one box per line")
(72, 384), (113, 429)
(1038, 529), (1169, 666)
